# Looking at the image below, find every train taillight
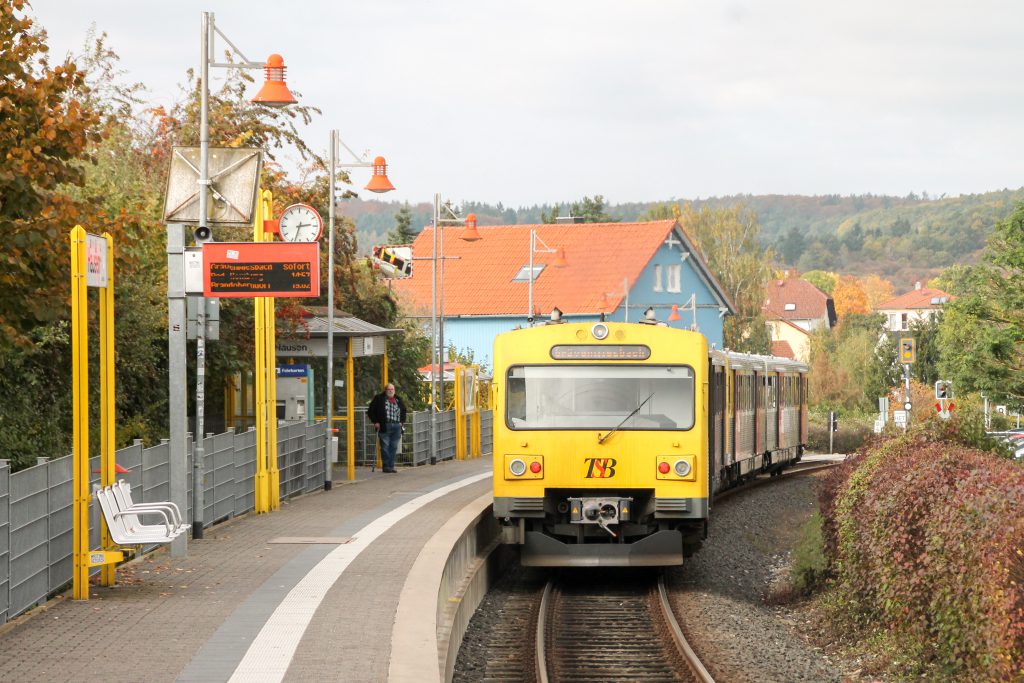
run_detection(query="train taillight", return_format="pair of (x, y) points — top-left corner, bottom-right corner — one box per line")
(657, 462), (671, 474)
(529, 461), (542, 473)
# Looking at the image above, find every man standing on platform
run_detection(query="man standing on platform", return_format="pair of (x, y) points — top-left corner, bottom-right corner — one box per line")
(368, 383), (407, 473)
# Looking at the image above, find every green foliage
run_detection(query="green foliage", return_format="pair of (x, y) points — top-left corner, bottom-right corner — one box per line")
(818, 433), (1024, 679)
(540, 195), (619, 223)
(790, 513), (828, 594)
(386, 203), (418, 244)
(936, 202), (1024, 407)
(0, 323), (74, 469)
(775, 226), (807, 265)
(808, 314), (893, 414)
(679, 204), (773, 352)
(800, 270), (838, 295)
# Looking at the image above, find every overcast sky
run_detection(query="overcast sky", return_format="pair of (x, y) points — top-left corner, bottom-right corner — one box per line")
(33, 1), (1024, 207)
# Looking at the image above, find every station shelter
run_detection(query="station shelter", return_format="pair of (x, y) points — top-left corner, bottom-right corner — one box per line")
(225, 306), (402, 438)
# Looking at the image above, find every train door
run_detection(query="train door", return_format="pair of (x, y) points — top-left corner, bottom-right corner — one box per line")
(725, 361), (734, 468)
(766, 373), (778, 453)
(754, 371), (764, 460)
(799, 373), (808, 446)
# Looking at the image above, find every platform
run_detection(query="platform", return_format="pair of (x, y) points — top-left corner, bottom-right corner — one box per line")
(0, 458), (493, 683)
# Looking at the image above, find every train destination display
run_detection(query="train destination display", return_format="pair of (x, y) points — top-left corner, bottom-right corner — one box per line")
(202, 242), (319, 298)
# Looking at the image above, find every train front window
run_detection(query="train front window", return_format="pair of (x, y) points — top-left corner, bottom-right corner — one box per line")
(506, 365), (695, 430)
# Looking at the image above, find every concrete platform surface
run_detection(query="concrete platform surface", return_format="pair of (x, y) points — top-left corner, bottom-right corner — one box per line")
(0, 459), (493, 683)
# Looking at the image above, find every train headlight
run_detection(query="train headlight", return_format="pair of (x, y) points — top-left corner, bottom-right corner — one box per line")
(591, 323), (609, 340)
(656, 455), (696, 481)
(504, 454), (544, 480)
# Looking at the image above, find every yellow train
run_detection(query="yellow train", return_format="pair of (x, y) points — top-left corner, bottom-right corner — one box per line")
(492, 317), (808, 567)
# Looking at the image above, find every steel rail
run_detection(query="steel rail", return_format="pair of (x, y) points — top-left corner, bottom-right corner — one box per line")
(657, 575), (716, 683)
(535, 580), (553, 683)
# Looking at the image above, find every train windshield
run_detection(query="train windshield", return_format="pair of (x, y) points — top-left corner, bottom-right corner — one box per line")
(505, 365), (695, 430)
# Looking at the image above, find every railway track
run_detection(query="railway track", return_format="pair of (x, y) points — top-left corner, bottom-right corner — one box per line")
(536, 574), (714, 683)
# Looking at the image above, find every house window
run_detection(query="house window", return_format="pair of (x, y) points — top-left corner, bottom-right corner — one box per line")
(512, 264), (545, 282)
(666, 264), (681, 293)
(901, 313), (909, 331)
(784, 303), (796, 311)
(888, 314), (899, 331)
(653, 264), (663, 292)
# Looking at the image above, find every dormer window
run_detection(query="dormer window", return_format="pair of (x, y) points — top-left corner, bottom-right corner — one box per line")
(784, 303), (796, 311)
(513, 264), (545, 282)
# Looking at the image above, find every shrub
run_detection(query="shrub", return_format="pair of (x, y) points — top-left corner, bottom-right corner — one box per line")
(808, 412), (873, 454)
(820, 434), (1024, 679)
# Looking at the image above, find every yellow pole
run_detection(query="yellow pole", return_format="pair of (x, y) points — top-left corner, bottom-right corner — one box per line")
(471, 364), (482, 459)
(263, 190), (280, 510)
(347, 338), (355, 481)
(253, 197), (268, 513)
(99, 233), (116, 586)
(454, 364), (465, 460)
(70, 226), (90, 600)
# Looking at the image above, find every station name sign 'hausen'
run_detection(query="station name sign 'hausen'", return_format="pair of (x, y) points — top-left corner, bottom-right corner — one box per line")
(202, 242), (320, 298)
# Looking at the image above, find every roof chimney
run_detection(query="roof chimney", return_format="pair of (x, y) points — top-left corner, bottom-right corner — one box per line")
(914, 281), (922, 290)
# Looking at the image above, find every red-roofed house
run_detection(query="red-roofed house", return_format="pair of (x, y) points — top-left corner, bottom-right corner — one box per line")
(391, 220), (737, 367)
(876, 282), (954, 332)
(771, 340), (796, 360)
(762, 278), (836, 362)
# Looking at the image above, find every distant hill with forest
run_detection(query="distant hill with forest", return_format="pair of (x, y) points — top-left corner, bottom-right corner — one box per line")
(345, 188), (1024, 290)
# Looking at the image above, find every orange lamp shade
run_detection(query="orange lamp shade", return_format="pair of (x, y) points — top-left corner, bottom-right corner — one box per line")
(462, 213), (481, 241)
(552, 247), (568, 268)
(251, 54), (297, 108)
(365, 156), (396, 193)
(668, 304), (681, 321)
(598, 293), (610, 311)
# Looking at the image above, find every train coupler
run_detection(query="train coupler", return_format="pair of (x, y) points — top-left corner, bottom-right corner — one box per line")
(568, 497), (632, 537)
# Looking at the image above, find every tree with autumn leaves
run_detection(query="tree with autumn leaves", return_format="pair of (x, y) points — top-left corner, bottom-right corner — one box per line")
(0, 3), (429, 468)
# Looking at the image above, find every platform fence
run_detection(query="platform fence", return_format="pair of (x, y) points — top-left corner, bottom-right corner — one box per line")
(347, 409), (493, 467)
(0, 419), (328, 625)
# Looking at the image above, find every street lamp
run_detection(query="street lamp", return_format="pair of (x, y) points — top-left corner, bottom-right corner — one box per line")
(527, 228), (568, 324)
(429, 197), (480, 464)
(668, 294), (699, 331)
(327, 131), (395, 486)
(191, 11), (296, 540)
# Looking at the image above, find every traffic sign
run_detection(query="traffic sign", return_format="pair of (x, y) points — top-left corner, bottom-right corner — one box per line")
(904, 401), (913, 411)
(893, 410), (908, 425)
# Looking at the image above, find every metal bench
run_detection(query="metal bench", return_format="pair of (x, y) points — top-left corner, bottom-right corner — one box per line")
(94, 485), (186, 545)
(112, 480), (188, 536)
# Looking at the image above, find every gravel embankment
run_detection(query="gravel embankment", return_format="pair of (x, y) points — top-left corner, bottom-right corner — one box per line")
(665, 471), (859, 682)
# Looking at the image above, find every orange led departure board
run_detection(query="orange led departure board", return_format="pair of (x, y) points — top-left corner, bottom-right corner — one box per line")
(203, 242), (319, 298)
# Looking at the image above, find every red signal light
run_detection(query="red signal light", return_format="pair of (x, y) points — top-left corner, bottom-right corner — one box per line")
(658, 462), (670, 474)
(529, 461), (542, 474)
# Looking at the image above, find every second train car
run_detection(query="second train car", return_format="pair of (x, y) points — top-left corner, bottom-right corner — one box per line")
(491, 316), (808, 567)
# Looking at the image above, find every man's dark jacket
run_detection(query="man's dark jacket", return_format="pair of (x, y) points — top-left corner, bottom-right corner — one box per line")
(367, 392), (407, 428)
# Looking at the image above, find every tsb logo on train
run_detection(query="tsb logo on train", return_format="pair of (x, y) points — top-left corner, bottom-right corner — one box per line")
(584, 457), (617, 478)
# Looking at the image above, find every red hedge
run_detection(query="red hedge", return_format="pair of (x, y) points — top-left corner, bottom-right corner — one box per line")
(820, 435), (1024, 678)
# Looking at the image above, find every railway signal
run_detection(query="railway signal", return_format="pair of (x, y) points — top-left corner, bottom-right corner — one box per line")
(899, 337), (916, 364)
(935, 380), (954, 419)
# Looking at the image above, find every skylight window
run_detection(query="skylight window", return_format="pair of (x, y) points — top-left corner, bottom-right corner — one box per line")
(513, 264), (545, 282)
(784, 303), (797, 311)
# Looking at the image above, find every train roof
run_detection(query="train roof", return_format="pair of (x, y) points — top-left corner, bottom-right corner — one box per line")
(710, 348), (808, 373)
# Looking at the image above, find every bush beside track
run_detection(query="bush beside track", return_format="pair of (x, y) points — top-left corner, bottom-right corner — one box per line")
(818, 423), (1024, 680)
